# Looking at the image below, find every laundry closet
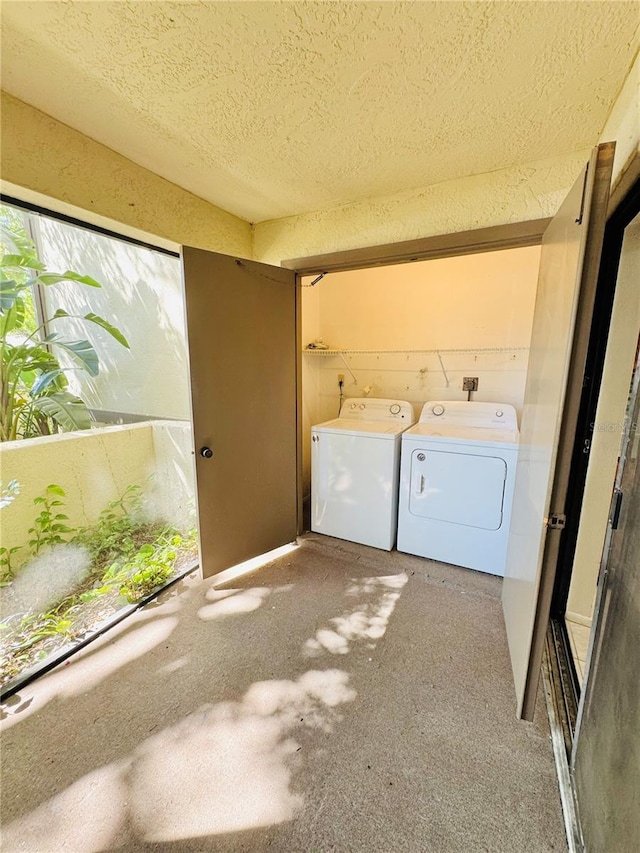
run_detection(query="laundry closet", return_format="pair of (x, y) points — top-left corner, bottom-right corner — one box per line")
(301, 246), (542, 566)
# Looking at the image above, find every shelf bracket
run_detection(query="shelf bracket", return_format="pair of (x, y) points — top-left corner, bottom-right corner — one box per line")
(338, 352), (358, 385)
(436, 351), (450, 387)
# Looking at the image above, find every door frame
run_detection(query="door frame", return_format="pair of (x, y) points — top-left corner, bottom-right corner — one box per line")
(288, 218), (551, 536)
(285, 218), (550, 276)
(553, 170), (640, 619)
(286, 150), (619, 721)
(546, 167), (640, 751)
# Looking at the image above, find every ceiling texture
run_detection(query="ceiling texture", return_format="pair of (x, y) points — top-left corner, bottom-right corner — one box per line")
(1, 1), (639, 223)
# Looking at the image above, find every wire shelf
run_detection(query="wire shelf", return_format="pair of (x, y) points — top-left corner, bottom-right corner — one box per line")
(302, 347), (529, 356)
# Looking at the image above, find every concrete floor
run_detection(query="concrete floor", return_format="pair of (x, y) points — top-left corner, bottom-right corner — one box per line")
(1, 534), (566, 852)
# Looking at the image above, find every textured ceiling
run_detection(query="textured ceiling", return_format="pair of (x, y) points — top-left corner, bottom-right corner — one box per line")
(1, 1), (639, 223)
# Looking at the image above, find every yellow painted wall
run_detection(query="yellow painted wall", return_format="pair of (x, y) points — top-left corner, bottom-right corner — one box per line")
(0, 425), (155, 557)
(253, 151), (589, 265)
(0, 422), (195, 559)
(253, 53), (639, 268)
(300, 246), (540, 493)
(309, 248), (540, 351)
(0, 92), (252, 256)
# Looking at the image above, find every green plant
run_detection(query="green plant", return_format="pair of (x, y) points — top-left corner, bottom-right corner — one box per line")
(0, 546), (21, 583)
(0, 482), (198, 685)
(28, 484), (75, 555)
(0, 605), (78, 679)
(0, 206), (130, 441)
(78, 561), (128, 603)
(11, 607), (75, 654)
(119, 533), (182, 603)
(74, 484), (144, 563)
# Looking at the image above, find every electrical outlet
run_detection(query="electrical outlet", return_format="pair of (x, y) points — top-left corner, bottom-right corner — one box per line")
(463, 377), (479, 391)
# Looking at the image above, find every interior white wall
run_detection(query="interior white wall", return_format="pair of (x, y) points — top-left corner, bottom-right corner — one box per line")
(301, 246), (540, 495)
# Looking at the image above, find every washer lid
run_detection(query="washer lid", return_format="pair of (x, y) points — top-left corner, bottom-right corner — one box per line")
(312, 418), (410, 439)
(403, 422), (519, 449)
(339, 398), (414, 424)
(419, 400), (518, 431)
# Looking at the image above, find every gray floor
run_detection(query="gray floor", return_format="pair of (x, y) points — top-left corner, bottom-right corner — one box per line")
(1, 535), (566, 852)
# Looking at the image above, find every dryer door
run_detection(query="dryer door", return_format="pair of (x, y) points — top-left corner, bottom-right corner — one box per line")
(409, 449), (506, 530)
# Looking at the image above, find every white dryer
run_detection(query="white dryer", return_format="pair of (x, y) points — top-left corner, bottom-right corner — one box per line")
(397, 401), (519, 576)
(311, 398), (415, 551)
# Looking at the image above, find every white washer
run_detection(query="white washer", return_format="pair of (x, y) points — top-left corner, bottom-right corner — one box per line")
(397, 401), (519, 576)
(311, 398), (415, 550)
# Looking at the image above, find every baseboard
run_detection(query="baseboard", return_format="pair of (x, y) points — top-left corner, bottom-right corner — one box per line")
(566, 611), (593, 628)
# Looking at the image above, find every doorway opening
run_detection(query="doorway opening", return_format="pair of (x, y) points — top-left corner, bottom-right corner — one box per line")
(299, 245), (542, 527)
(292, 144), (614, 727)
(548, 175), (640, 743)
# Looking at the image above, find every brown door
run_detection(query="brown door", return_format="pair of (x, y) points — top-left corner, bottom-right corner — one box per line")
(502, 143), (614, 719)
(182, 248), (298, 578)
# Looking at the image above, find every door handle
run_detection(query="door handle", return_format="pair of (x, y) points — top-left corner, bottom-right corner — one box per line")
(200, 446), (213, 459)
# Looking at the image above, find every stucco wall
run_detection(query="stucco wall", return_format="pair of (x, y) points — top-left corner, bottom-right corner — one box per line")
(0, 422), (195, 560)
(34, 216), (191, 421)
(253, 53), (639, 267)
(600, 50), (640, 188)
(252, 151), (590, 265)
(0, 92), (251, 256)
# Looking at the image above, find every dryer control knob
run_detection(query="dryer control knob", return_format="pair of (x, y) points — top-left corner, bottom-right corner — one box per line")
(496, 410), (504, 418)
(432, 404), (445, 416)
(350, 402), (358, 409)
(359, 403), (366, 410)
(390, 404), (401, 415)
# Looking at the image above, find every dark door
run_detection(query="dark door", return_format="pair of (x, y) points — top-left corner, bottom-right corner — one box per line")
(182, 248), (298, 578)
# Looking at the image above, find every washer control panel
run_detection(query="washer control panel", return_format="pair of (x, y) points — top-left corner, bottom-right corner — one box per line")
(419, 400), (518, 431)
(340, 398), (414, 422)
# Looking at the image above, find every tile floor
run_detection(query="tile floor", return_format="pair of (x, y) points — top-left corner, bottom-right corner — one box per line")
(565, 617), (592, 684)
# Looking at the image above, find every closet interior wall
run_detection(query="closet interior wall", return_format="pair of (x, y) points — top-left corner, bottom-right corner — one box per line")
(301, 246), (542, 496)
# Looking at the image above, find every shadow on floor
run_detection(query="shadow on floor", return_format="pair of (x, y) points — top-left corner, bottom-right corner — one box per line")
(0, 535), (566, 852)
